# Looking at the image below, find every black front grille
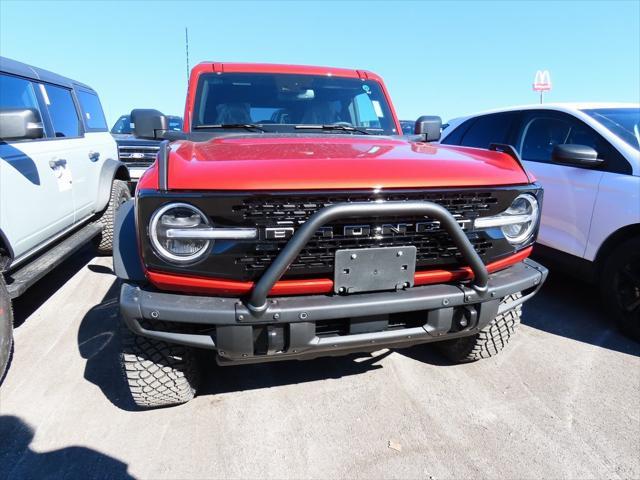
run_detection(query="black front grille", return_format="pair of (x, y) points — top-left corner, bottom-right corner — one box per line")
(117, 145), (159, 164)
(137, 187), (537, 283)
(233, 191), (498, 274)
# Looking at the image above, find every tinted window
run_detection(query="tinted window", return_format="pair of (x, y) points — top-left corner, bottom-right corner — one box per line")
(582, 108), (640, 151)
(520, 117), (572, 162)
(440, 118), (473, 145)
(518, 111), (632, 174)
(0, 73), (41, 116)
(42, 84), (81, 138)
(458, 113), (516, 148)
(77, 90), (107, 130)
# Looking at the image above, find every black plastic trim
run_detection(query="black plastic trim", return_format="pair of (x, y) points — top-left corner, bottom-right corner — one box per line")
(246, 201), (490, 313)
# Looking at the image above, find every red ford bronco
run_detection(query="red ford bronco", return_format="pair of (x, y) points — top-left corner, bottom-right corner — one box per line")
(115, 63), (548, 408)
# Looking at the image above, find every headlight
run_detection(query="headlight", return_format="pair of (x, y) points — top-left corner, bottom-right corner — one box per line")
(474, 193), (539, 245)
(150, 203), (211, 263)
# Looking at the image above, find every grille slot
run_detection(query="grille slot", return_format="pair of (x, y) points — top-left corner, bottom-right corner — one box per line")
(232, 191), (499, 274)
(117, 144), (160, 164)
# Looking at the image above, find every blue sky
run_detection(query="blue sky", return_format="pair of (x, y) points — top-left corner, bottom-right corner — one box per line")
(1, 0), (638, 127)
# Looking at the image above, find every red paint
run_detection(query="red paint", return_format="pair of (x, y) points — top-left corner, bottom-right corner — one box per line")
(136, 137), (528, 191)
(147, 247), (533, 296)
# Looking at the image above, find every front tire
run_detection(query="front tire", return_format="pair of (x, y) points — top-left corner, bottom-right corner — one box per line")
(0, 276), (13, 384)
(94, 179), (131, 255)
(438, 293), (522, 363)
(120, 320), (201, 409)
(601, 238), (640, 341)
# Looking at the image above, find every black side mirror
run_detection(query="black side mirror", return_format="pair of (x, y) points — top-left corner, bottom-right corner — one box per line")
(0, 108), (44, 141)
(130, 109), (168, 140)
(552, 144), (603, 168)
(414, 115), (442, 142)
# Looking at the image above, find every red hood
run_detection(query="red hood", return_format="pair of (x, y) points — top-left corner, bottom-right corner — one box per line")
(139, 135), (530, 191)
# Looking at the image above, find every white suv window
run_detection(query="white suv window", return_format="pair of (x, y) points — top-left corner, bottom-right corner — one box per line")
(0, 74), (43, 137)
(520, 117), (572, 163)
(41, 84), (81, 138)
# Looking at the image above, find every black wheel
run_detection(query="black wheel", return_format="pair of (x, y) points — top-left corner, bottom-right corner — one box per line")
(120, 320), (201, 409)
(0, 276), (13, 385)
(94, 179), (131, 255)
(438, 293), (522, 363)
(602, 238), (640, 341)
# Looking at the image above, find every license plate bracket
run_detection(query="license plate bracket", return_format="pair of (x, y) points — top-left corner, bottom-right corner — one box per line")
(334, 246), (417, 294)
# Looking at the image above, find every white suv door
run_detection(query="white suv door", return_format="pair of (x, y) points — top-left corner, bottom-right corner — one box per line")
(516, 111), (609, 258)
(0, 74), (75, 260)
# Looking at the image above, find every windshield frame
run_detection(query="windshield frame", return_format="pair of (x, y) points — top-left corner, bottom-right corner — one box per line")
(190, 72), (399, 136)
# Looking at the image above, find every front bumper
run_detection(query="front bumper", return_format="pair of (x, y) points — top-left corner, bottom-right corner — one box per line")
(120, 258), (547, 365)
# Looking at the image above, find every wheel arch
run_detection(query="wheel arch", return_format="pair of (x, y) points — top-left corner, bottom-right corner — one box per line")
(95, 159), (131, 213)
(595, 223), (640, 272)
(0, 229), (14, 271)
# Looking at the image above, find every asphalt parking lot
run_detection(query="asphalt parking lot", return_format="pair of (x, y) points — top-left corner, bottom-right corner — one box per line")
(0, 246), (639, 479)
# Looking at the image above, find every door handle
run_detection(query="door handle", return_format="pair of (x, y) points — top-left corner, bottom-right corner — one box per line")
(88, 151), (100, 162)
(49, 158), (67, 169)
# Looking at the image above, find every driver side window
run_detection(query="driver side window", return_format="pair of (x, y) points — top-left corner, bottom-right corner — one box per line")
(519, 117), (572, 163)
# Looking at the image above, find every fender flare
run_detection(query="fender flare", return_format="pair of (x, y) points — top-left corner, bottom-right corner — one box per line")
(0, 229), (14, 271)
(113, 199), (146, 282)
(96, 158), (131, 213)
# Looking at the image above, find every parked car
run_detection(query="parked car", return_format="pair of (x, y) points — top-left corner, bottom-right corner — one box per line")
(113, 62), (548, 408)
(111, 114), (182, 183)
(0, 57), (131, 381)
(440, 103), (640, 339)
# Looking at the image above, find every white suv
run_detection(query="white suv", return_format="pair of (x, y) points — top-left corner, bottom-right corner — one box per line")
(440, 103), (640, 339)
(0, 57), (131, 381)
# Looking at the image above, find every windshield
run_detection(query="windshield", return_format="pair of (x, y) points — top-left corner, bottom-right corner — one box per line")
(192, 73), (397, 135)
(582, 107), (640, 150)
(111, 115), (132, 134)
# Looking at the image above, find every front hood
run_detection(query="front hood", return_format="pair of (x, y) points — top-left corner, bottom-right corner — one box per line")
(145, 135), (529, 190)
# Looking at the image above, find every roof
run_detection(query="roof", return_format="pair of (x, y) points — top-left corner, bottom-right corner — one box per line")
(448, 102), (640, 123)
(191, 61), (383, 82)
(0, 56), (95, 92)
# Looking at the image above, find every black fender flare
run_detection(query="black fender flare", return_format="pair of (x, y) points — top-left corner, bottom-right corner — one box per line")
(113, 199), (145, 282)
(96, 158), (130, 213)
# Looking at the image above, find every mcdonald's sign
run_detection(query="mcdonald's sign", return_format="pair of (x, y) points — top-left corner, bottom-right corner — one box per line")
(533, 70), (552, 91)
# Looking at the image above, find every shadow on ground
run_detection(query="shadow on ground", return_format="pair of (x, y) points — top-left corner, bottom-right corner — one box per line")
(11, 245), (97, 327)
(522, 268), (640, 356)
(0, 415), (134, 479)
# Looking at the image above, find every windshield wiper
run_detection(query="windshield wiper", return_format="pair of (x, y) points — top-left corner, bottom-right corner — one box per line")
(193, 123), (266, 132)
(294, 124), (371, 135)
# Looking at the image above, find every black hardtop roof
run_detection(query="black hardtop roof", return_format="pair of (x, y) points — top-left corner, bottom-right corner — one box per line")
(0, 56), (95, 92)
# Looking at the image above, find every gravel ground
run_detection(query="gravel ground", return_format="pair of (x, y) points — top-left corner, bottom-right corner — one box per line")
(1, 247), (639, 479)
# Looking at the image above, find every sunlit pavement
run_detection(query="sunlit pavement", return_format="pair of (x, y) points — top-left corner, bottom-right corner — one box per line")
(1, 246), (639, 479)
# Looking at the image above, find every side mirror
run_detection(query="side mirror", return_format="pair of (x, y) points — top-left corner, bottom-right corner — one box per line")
(551, 144), (603, 167)
(0, 108), (44, 141)
(414, 115), (442, 142)
(131, 108), (170, 140)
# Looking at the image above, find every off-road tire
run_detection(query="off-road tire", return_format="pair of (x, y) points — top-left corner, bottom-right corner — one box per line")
(438, 292), (522, 363)
(601, 238), (640, 341)
(94, 180), (131, 255)
(120, 321), (200, 408)
(0, 276), (13, 385)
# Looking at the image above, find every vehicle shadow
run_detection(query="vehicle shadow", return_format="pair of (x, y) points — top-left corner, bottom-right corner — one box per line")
(78, 282), (394, 411)
(0, 415), (134, 479)
(11, 245), (96, 328)
(521, 267), (640, 357)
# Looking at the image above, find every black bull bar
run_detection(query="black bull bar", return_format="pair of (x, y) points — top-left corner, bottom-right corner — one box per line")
(245, 201), (490, 314)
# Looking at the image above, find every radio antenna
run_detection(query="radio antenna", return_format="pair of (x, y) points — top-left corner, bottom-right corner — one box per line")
(185, 27), (190, 84)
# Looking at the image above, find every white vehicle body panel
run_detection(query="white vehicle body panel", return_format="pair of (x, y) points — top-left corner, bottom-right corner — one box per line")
(441, 102), (640, 263)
